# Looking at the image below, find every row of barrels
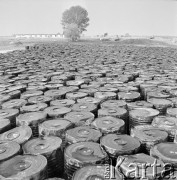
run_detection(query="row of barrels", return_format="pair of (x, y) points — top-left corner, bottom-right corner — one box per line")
(0, 42), (177, 179)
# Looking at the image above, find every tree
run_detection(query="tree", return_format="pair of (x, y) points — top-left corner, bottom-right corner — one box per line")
(104, 33), (108, 37)
(64, 23), (80, 41)
(61, 6), (89, 34)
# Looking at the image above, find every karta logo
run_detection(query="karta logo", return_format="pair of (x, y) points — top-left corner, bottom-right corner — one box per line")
(115, 157), (177, 179)
(103, 157), (177, 179)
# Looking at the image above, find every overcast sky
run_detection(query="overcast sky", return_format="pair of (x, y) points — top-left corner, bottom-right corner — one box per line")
(0, 0), (177, 36)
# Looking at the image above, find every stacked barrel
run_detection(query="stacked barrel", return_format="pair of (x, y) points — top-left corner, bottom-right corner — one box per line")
(0, 42), (177, 179)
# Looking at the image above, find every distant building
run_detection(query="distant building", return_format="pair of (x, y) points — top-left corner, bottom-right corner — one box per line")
(13, 33), (64, 38)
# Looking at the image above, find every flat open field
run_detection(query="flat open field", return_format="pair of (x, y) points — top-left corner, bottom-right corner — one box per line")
(1, 40), (177, 179)
(0, 36), (177, 53)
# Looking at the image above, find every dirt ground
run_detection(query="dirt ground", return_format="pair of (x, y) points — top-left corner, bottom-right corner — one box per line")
(0, 36), (176, 54)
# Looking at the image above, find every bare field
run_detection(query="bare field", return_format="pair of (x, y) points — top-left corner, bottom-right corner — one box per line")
(0, 36), (177, 54)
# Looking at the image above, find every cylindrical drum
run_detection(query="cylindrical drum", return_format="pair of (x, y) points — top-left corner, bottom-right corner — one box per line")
(0, 108), (19, 127)
(0, 140), (21, 163)
(0, 125), (32, 145)
(131, 125), (168, 153)
(117, 92), (140, 102)
(0, 154), (47, 180)
(50, 99), (75, 107)
(44, 106), (71, 118)
(168, 97), (177, 108)
(94, 92), (117, 103)
(167, 108), (177, 118)
(20, 102), (48, 113)
(152, 116), (177, 141)
(44, 90), (66, 100)
(64, 142), (108, 179)
(91, 116), (125, 135)
(72, 165), (123, 180)
(16, 112), (47, 137)
(66, 92), (88, 101)
(79, 88), (98, 97)
(147, 90), (171, 100)
(28, 95), (52, 104)
(21, 90), (43, 100)
(150, 142), (177, 171)
(65, 126), (102, 144)
(100, 134), (141, 164)
(0, 94), (11, 107)
(0, 118), (11, 134)
(23, 136), (63, 178)
(118, 153), (164, 179)
(64, 111), (95, 126)
(39, 119), (74, 150)
(129, 108), (159, 129)
(77, 97), (101, 106)
(101, 100), (127, 109)
(127, 101), (153, 111)
(98, 108), (128, 132)
(71, 102), (97, 115)
(1, 99), (27, 109)
(147, 98), (172, 115)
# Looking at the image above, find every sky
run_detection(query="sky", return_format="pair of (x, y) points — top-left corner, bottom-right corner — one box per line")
(0, 0), (177, 36)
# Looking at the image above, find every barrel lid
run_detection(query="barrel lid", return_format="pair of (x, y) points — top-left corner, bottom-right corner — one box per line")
(2, 99), (27, 109)
(44, 106), (71, 115)
(118, 153), (164, 178)
(127, 101), (153, 110)
(66, 126), (102, 143)
(167, 108), (177, 117)
(101, 100), (127, 108)
(16, 112), (47, 125)
(66, 92), (88, 97)
(152, 116), (177, 130)
(20, 103), (47, 112)
(71, 103), (97, 112)
(0, 125), (32, 144)
(21, 90), (43, 98)
(0, 141), (20, 161)
(23, 136), (62, 155)
(147, 91), (171, 98)
(101, 134), (140, 154)
(152, 143), (177, 162)
(50, 99), (75, 107)
(44, 89), (66, 96)
(147, 98), (172, 106)
(67, 80), (85, 86)
(98, 107), (127, 116)
(65, 142), (107, 164)
(40, 119), (72, 131)
(118, 92), (140, 100)
(0, 108), (19, 119)
(64, 111), (94, 123)
(99, 87), (118, 92)
(92, 116), (125, 133)
(94, 92), (116, 99)
(28, 95), (52, 103)
(0, 94), (11, 102)
(73, 165), (123, 180)
(59, 86), (79, 93)
(0, 154), (47, 178)
(131, 125), (168, 142)
(77, 97), (101, 105)
(129, 108), (159, 119)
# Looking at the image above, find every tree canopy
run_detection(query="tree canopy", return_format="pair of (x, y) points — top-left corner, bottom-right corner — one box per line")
(61, 6), (89, 34)
(63, 23), (80, 41)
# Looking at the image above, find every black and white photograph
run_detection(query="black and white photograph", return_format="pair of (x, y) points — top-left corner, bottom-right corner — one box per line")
(0, 0), (177, 179)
